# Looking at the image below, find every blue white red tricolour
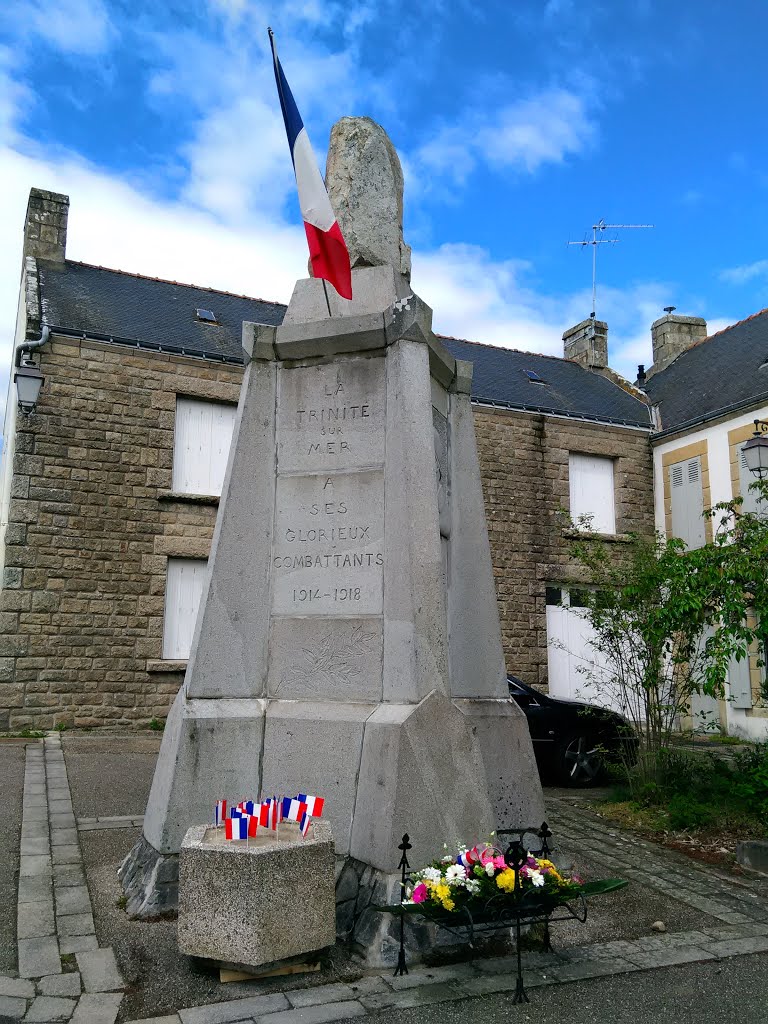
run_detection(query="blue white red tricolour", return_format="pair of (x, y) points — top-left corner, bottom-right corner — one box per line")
(297, 794), (324, 818)
(225, 815), (256, 840)
(269, 29), (352, 301)
(214, 800), (227, 827)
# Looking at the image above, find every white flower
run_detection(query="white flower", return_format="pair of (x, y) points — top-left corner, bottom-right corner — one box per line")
(466, 879), (481, 894)
(445, 864), (466, 886)
(528, 870), (545, 887)
(422, 867), (442, 884)
(485, 863), (496, 877)
(442, 855), (454, 864)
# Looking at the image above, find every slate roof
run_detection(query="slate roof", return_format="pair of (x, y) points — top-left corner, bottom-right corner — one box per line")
(37, 260), (286, 363)
(644, 308), (768, 434)
(439, 336), (651, 427)
(36, 259), (651, 427)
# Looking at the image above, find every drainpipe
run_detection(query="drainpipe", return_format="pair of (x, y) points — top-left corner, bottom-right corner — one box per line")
(15, 323), (50, 367)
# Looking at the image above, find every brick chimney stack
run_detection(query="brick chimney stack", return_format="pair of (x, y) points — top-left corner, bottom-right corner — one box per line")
(23, 188), (69, 263)
(563, 317), (608, 370)
(647, 312), (707, 377)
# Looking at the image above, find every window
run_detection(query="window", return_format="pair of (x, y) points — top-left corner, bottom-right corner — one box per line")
(670, 456), (705, 549)
(739, 444), (767, 516)
(568, 453), (616, 534)
(172, 397), (236, 496)
(163, 558), (208, 660)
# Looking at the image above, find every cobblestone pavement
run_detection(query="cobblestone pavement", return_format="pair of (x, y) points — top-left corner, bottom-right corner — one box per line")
(4, 742), (768, 1024)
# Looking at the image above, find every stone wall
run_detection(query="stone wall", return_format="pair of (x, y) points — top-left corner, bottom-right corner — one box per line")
(473, 408), (654, 686)
(0, 341), (654, 729)
(0, 335), (241, 730)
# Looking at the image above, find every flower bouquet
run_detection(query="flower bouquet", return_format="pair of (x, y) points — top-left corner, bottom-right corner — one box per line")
(382, 839), (627, 926)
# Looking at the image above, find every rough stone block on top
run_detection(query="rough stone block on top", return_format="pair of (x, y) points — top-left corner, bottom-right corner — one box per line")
(178, 820), (335, 970)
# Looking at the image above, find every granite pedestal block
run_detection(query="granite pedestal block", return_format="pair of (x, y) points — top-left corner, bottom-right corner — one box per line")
(177, 820), (336, 969)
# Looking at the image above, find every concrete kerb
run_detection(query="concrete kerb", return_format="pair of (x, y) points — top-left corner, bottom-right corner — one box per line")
(9, 734), (125, 1023)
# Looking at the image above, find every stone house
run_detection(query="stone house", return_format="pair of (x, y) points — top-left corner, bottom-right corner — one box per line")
(0, 189), (654, 730)
(644, 309), (768, 739)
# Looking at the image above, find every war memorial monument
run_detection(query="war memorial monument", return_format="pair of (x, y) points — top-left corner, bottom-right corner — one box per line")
(119, 116), (544, 963)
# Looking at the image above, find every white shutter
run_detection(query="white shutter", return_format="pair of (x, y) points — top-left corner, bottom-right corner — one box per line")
(163, 558), (208, 659)
(172, 398), (236, 496)
(739, 446), (766, 516)
(728, 651), (753, 710)
(670, 457), (705, 548)
(569, 454), (616, 533)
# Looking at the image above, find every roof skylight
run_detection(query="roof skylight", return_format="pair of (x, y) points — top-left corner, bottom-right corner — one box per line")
(195, 308), (218, 324)
(524, 369), (547, 384)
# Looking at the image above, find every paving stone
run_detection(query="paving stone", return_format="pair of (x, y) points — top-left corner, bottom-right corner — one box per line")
(23, 797), (48, 810)
(59, 936), (100, 955)
(57, 914), (95, 938)
(76, 819), (98, 826)
(23, 809), (48, 822)
(20, 838), (50, 857)
(70, 992), (123, 1024)
(0, 994), (27, 1019)
(21, 821), (49, 840)
(54, 866), (87, 888)
(627, 945), (717, 969)
(50, 815), (77, 830)
(0, 978), (35, 999)
(386, 962), (477, 990)
(18, 902), (56, 939)
(18, 936), (61, 978)
(253, 1000), (366, 1024)
(702, 934), (768, 958)
(123, 1017), (179, 1024)
(179, 993), (290, 1024)
(52, 829), (79, 847)
(53, 846), (81, 866)
(360, 982), (462, 1011)
(49, 801), (74, 815)
(18, 876), (53, 904)
(39, 974), (82, 997)
(286, 983), (358, 1007)
(56, 888), (91, 917)
(702, 923), (768, 939)
(549, 957), (639, 982)
(23, 995), (76, 1021)
(75, 949), (124, 994)
(20, 856), (52, 878)
(456, 971), (557, 999)
(346, 977), (388, 997)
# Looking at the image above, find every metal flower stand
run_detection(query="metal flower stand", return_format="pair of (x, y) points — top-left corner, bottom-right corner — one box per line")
(390, 823), (587, 1004)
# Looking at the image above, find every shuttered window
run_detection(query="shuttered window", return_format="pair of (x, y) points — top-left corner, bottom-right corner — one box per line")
(172, 398), (236, 496)
(670, 456), (705, 549)
(739, 445), (767, 516)
(569, 454), (616, 534)
(728, 651), (753, 710)
(163, 558), (208, 660)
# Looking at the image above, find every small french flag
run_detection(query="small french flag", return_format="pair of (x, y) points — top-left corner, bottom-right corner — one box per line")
(225, 816), (256, 840)
(457, 846), (481, 868)
(214, 800), (227, 827)
(297, 794), (324, 818)
(281, 797), (308, 823)
(299, 810), (312, 838)
(235, 800), (256, 816)
(270, 796), (282, 831)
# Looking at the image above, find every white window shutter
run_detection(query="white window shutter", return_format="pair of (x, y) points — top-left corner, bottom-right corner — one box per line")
(739, 446), (766, 516)
(163, 558), (208, 659)
(728, 652), (753, 710)
(670, 457), (704, 548)
(172, 398), (236, 496)
(569, 454), (616, 533)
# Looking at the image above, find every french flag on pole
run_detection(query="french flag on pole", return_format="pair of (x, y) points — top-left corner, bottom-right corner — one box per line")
(269, 29), (352, 301)
(214, 800), (227, 827)
(225, 816), (257, 840)
(297, 794), (324, 818)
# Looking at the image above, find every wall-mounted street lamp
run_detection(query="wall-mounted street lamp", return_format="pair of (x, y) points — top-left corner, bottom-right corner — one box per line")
(743, 419), (768, 479)
(14, 356), (45, 415)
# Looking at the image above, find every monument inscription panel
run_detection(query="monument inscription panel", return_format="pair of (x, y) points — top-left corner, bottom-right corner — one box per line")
(277, 358), (385, 473)
(272, 471), (384, 616)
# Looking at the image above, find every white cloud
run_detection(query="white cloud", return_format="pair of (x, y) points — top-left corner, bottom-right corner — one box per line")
(719, 260), (768, 286)
(1, 0), (114, 57)
(412, 87), (598, 191)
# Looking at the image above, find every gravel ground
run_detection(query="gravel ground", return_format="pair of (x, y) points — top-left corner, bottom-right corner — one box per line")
(62, 733), (162, 818)
(335, 952), (768, 1024)
(0, 740), (29, 973)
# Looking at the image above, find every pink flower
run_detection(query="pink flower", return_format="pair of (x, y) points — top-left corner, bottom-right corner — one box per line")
(412, 883), (428, 904)
(493, 856), (506, 871)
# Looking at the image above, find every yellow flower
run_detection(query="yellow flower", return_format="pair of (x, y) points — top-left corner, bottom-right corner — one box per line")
(495, 868), (517, 893)
(434, 882), (455, 911)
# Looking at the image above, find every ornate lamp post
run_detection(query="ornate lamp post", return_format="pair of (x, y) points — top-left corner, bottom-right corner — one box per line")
(743, 420), (768, 479)
(14, 357), (44, 415)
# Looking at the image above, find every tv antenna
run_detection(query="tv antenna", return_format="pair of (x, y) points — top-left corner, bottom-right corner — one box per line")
(567, 219), (654, 319)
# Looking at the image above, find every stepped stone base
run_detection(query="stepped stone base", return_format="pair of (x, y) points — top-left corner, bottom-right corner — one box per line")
(118, 835), (179, 920)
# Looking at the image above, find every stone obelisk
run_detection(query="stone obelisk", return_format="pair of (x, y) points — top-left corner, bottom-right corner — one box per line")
(120, 116), (544, 962)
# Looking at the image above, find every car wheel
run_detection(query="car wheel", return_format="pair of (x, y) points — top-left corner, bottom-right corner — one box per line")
(558, 734), (604, 786)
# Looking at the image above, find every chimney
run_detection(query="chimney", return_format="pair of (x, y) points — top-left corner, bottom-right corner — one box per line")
(563, 317), (608, 370)
(648, 310), (707, 376)
(23, 188), (69, 263)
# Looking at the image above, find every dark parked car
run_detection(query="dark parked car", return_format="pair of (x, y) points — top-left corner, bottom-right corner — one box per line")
(508, 675), (637, 786)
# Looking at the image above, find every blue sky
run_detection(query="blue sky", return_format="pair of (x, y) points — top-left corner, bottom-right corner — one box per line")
(2, 0), (768, 411)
